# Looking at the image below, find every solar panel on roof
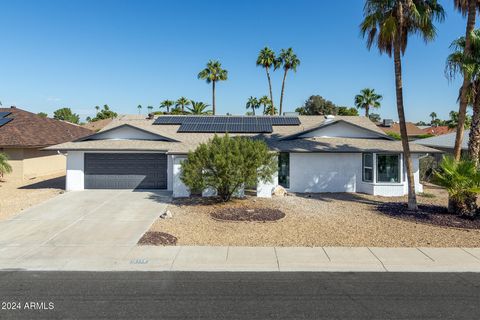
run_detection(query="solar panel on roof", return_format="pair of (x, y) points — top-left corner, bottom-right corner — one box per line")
(0, 112), (11, 118)
(0, 118), (13, 127)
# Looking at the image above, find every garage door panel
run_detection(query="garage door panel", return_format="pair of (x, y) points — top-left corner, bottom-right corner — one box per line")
(84, 153), (167, 189)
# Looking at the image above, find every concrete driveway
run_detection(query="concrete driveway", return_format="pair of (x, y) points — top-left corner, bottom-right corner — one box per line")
(0, 190), (171, 270)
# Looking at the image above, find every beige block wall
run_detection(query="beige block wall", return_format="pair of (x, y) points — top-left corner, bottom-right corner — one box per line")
(1, 148), (66, 181)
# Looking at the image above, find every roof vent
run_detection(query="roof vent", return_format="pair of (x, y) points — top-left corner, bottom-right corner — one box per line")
(147, 113), (154, 120)
(383, 119), (393, 127)
(324, 115), (335, 123)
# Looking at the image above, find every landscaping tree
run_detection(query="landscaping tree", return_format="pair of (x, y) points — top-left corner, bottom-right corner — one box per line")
(180, 134), (277, 202)
(37, 112), (48, 117)
(295, 95), (337, 115)
(176, 97), (191, 114)
(89, 105), (117, 122)
(369, 113), (381, 123)
(276, 48), (300, 116)
(256, 47), (277, 114)
(187, 101), (211, 115)
(160, 100), (174, 113)
(246, 96), (260, 115)
(337, 106), (359, 116)
(361, 0), (445, 211)
(53, 107), (80, 124)
(198, 60), (228, 115)
(0, 152), (12, 180)
(354, 88), (382, 117)
(259, 96), (272, 115)
(434, 156), (480, 217)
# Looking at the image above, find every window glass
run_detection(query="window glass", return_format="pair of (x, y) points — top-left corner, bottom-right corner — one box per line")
(278, 153), (290, 188)
(362, 153), (373, 182)
(376, 154), (400, 183)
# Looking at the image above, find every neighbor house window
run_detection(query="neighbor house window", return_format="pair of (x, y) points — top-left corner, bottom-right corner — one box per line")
(362, 153), (373, 182)
(278, 153), (290, 188)
(376, 154), (400, 183)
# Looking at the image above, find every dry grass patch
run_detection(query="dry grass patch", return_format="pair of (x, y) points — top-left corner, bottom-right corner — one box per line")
(148, 185), (480, 247)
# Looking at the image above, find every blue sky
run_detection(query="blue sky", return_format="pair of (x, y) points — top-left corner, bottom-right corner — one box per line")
(0, 0), (474, 122)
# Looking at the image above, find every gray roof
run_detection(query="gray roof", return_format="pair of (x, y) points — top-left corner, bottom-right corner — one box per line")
(415, 130), (469, 150)
(46, 115), (440, 154)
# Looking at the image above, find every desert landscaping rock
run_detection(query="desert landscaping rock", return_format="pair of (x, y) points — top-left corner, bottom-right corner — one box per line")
(148, 184), (480, 247)
(211, 207), (285, 222)
(138, 231), (178, 246)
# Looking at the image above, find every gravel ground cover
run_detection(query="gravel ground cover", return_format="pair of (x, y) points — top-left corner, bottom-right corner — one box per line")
(0, 174), (64, 220)
(148, 184), (480, 247)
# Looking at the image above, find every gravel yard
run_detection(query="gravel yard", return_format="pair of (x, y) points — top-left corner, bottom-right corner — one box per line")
(0, 174), (64, 220)
(148, 185), (480, 247)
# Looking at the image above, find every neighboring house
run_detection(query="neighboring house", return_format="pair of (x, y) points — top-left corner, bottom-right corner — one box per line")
(82, 118), (113, 132)
(0, 107), (93, 181)
(378, 120), (425, 140)
(47, 114), (439, 198)
(415, 130), (468, 161)
(420, 126), (455, 136)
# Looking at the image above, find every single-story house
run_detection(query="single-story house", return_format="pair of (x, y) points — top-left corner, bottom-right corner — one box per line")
(46, 114), (440, 198)
(420, 126), (455, 136)
(0, 106), (93, 181)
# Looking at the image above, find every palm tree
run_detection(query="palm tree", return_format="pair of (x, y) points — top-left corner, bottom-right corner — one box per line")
(259, 95), (272, 115)
(0, 152), (12, 180)
(160, 100), (174, 113)
(246, 96), (260, 115)
(430, 112), (438, 124)
(198, 60), (228, 115)
(354, 88), (382, 117)
(265, 104), (278, 116)
(453, 0), (480, 160)
(187, 101), (212, 115)
(276, 48), (300, 116)
(137, 105), (142, 115)
(176, 97), (190, 114)
(95, 105), (100, 112)
(361, 0), (445, 211)
(147, 105), (153, 113)
(256, 47), (277, 113)
(446, 29), (480, 166)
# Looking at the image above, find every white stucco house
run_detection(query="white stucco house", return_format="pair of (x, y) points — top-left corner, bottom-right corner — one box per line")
(46, 115), (440, 198)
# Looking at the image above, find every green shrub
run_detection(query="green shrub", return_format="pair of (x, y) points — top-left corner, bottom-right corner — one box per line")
(433, 156), (480, 217)
(0, 152), (12, 179)
(180, 134), (277, 201)
(386, 132), (402, 140)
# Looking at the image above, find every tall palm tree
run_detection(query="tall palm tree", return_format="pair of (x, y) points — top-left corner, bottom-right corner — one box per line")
(246, 97), (260, 115)
(176, 97), (190, 114)
(187, 101), (212, 115)
(446, 29), (480, 166)
(0, 152), (12, 179)
(259, 95), (272, 115)
(198, 60), (228, 115)
(354, 88), (382, 117)
(361, 0), (445, 211)
(147, 105), (153, 113)
(453, 0), (480, 160)
(265, 104), (278, 116)
(430, 112), (438, 124)
(160, 100), (174, 113)
(256, 47), (277, 114)
(137, 105), (142, 115)
(276, 48), (300, 116)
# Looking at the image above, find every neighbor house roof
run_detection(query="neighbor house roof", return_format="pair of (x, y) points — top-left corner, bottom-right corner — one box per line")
(46, 114), (440, 154)
(81, 118), (113, 132)
(415, 130), (469, 150)
(421, 126), (455, 136)
(378, 122), (425, 136)
(0, 107), (94, 148)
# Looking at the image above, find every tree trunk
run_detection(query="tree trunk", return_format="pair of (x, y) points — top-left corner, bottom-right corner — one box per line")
(181, 104), (184, 113)
(279, 69), (288, 116)
(468, 85), (480, 166)
(365, 106), (369, 117)
(253, 107), (255, 116)
(454, 0), (477, 160)
(212, 81), (216, 115)
(266, 68), (275, 113)
(394, 3), (417, 211)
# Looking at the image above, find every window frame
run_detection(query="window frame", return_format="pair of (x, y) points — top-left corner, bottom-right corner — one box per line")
(375, 153), (401, 184)
(362, 153), (374, 183)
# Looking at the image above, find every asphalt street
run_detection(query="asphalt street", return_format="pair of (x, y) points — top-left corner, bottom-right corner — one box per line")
(0, 271), (479, 319)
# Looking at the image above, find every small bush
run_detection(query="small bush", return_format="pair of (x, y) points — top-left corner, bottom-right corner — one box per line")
(386, 132), (402, 140)
(181, 134), (277, 202)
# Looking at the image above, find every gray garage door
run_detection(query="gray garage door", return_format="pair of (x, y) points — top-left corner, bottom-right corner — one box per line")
(84, 153), (167, 189)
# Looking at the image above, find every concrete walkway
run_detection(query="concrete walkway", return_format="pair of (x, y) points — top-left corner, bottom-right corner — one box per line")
(2, 245), (480, 272)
